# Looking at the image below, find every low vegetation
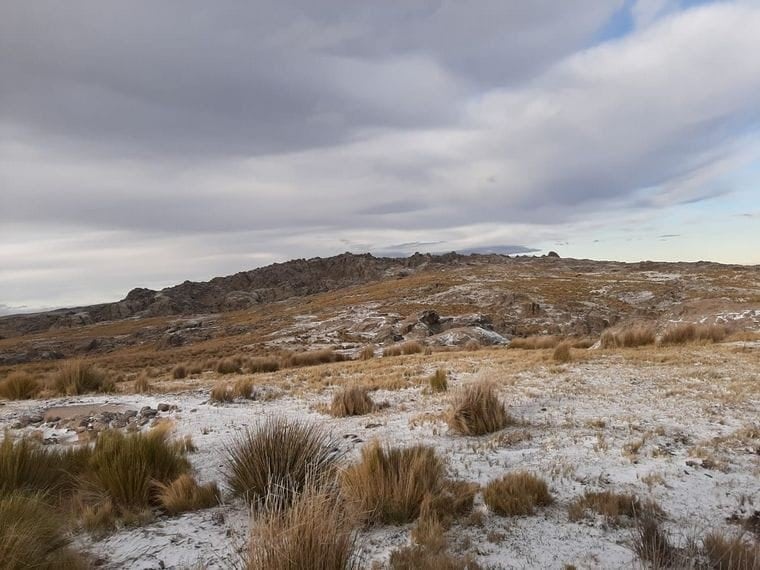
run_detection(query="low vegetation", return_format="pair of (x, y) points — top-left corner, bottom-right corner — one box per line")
(703, 531), (760, 569)
(248, 356), (280, 373)
(359, 345), (376, 360)
(330, 385), (375, 417)
(225, 417), (342, 508)
(156, 474), (219, 515)
(429, 368), (448, 392)
(600, 324), (656, 349)
(0, 371), (40, 400)
(284, 349), (345, 368)
(383, 341), (424, 357)
(552, 341), (572, 363)
(483, 471), (553, 516)
(447, 381), (510, 436)
(172, 364), (188, 379)
(342, 441), (444, 525)
(659, 323), (728, 345)
(567, 490), (661, 525)
(216, 358), (242, 374)
(509, 335), (561, 349)
(210, 382), (234, 402)
(247, 487), (359, 570)
(53, 360), (113, 395)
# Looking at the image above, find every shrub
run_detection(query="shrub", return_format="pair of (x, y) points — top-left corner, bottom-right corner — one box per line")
(509, 335), (561, 350)
(330, 386), (375, 417)
(0, 436), (90, 499)
(342, 441), (444, 525)
(358, 345), (376, 360)
(703, 531), (759, 570)
(285, 349), (345, 368)
(247, 487), (359, 570)
(0, 492), (86, 570)
(53, 360), (113, 395)
(88, 427), (190, 510)
(600, 325), (656, 349)
(659, 323), (729, 346)
(483, 472), (553, 516)
(429, 369), (448, 393)
(210, 383), (234, 403)
(216, 358), (242, 374)
(447, 381), (510, 436)
(156, 474), (219, 515)
(225, 417), (342, 508)
(552, 341), (572, 363)
(248, 357), (280, 373)
(383, 341), (424, 357)
(0, 372), (40, 400)
(172, 364), (188, 379)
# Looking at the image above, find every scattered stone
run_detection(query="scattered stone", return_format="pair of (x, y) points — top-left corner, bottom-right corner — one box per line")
(140, 406), (158, 418)
(157, 403), (171, 412)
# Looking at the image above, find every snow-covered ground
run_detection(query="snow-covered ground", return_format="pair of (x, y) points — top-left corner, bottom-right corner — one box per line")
(1, 344), (758, 569)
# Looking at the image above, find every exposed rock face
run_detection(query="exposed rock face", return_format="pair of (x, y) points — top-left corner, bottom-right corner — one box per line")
(0, 252), (510, 338)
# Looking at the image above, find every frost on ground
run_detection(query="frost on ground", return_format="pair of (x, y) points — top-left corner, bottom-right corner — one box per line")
(0, 344), (758, 569)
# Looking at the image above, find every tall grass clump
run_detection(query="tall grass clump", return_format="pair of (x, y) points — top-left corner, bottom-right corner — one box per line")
(0, 492), (86, 570)
(88, 427), (190, 510)
(342, 441), (444, 525)
(429, 369), (448, 393)
(659, 323), (729, 346)
(216, 358), (242, 374)
(447, 381), (510, 436)
(247, 487), (360, 570)
(703, 531), (759, 570)
(172, 364), (188, 379)
(0, 372), (40, 400)
(53, 360), (113, 395)
(383, 341), (424, 357)
(330, 386), (375, 417)
(600, 325), (656, 349)
(509, 335), (561, 349)
(358, 345), (376, 361)
(225, 417), (342, 509)
(285, 349), (345, 368)
(248, 357), (280, 373)
(210, 382), (234, 403)
(483, 472), (553, 516)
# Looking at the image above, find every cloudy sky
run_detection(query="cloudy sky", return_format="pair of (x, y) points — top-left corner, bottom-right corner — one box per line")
(1, 0), (759, 313)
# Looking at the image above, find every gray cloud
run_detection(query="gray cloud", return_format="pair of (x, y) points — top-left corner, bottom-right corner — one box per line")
(2, 1), (759, 309)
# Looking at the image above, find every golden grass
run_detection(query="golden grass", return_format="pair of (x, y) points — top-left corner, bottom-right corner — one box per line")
(429, 368), (448, 393)
(600, 324), (656, 349)
(659, 323), (729, 346)
(359, 345), (376, 361)
(0, 371), (40, 400)
(210, 382), (234, 402)
(53, 360), (113, 395)
(703, 531), (760, 570)
(134, 374), (152, 393)
(329, 385), (375, 417)
(225, 417), (342, 508)
(216, 358), (242, 374)
(388, 545), (482, 570)
(156, 474), (219, 515)
(341, 441), (444, 525)
(447, 381), (510, 436)
(87, 427), (191, 510)
(552, 341), (572, 363)
(284, 349), (346, 368)
(172, 364), (188, 379)
(483, 471), (553, 516)
(509, 335), (561, 349)
(247, 487), (359, 570)
(233, 377), (254, 399)
(0, 492), (86, 570)
(632, 516), (678, 568)
(383, 341), (424, 357)
(567, 491), (661, 525)
(248, 356), (280, 373)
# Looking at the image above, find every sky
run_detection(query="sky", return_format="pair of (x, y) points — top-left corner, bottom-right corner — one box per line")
(1, 0), (759, 314)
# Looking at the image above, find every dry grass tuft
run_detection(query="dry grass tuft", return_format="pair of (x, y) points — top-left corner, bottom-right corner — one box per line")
(342, 441), (444, 525)
(156, 474), (219, 515)
(568, 491), (661, 525)
(632, 515), (679, 568)
(216, 358), (242, 374)
(509, 335), (561, 349)
(0, 371), (40, 400)
(359, 345), (376, 360)
(87, 427), (190, 510)
(53, 360), (113, 395)
(247, 487), (359, 570)
(330, 386), (375, 417)
(429, 368), (448, 393)
(248, 356), (280, 373)
(172, 364), (188, 379)
(0, 492), (86, 569)
(464, 339), (481, 351)
(210, 382), (234, 403)
(383, 341), (424, 357)
(601, 324), (656, 349)
(233, 377), (254, 399)
(552, 341), (572, 363)
(447, 381), (510, 436)
(659, 323), (729, 346)
(134, 374), (152, 393)
(389, 544), (482, 569)
(225, 417), (342, 508)
(285, 349), (345, 368)
(703, 531), (759, 570)
(483, 471), (553, 516)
